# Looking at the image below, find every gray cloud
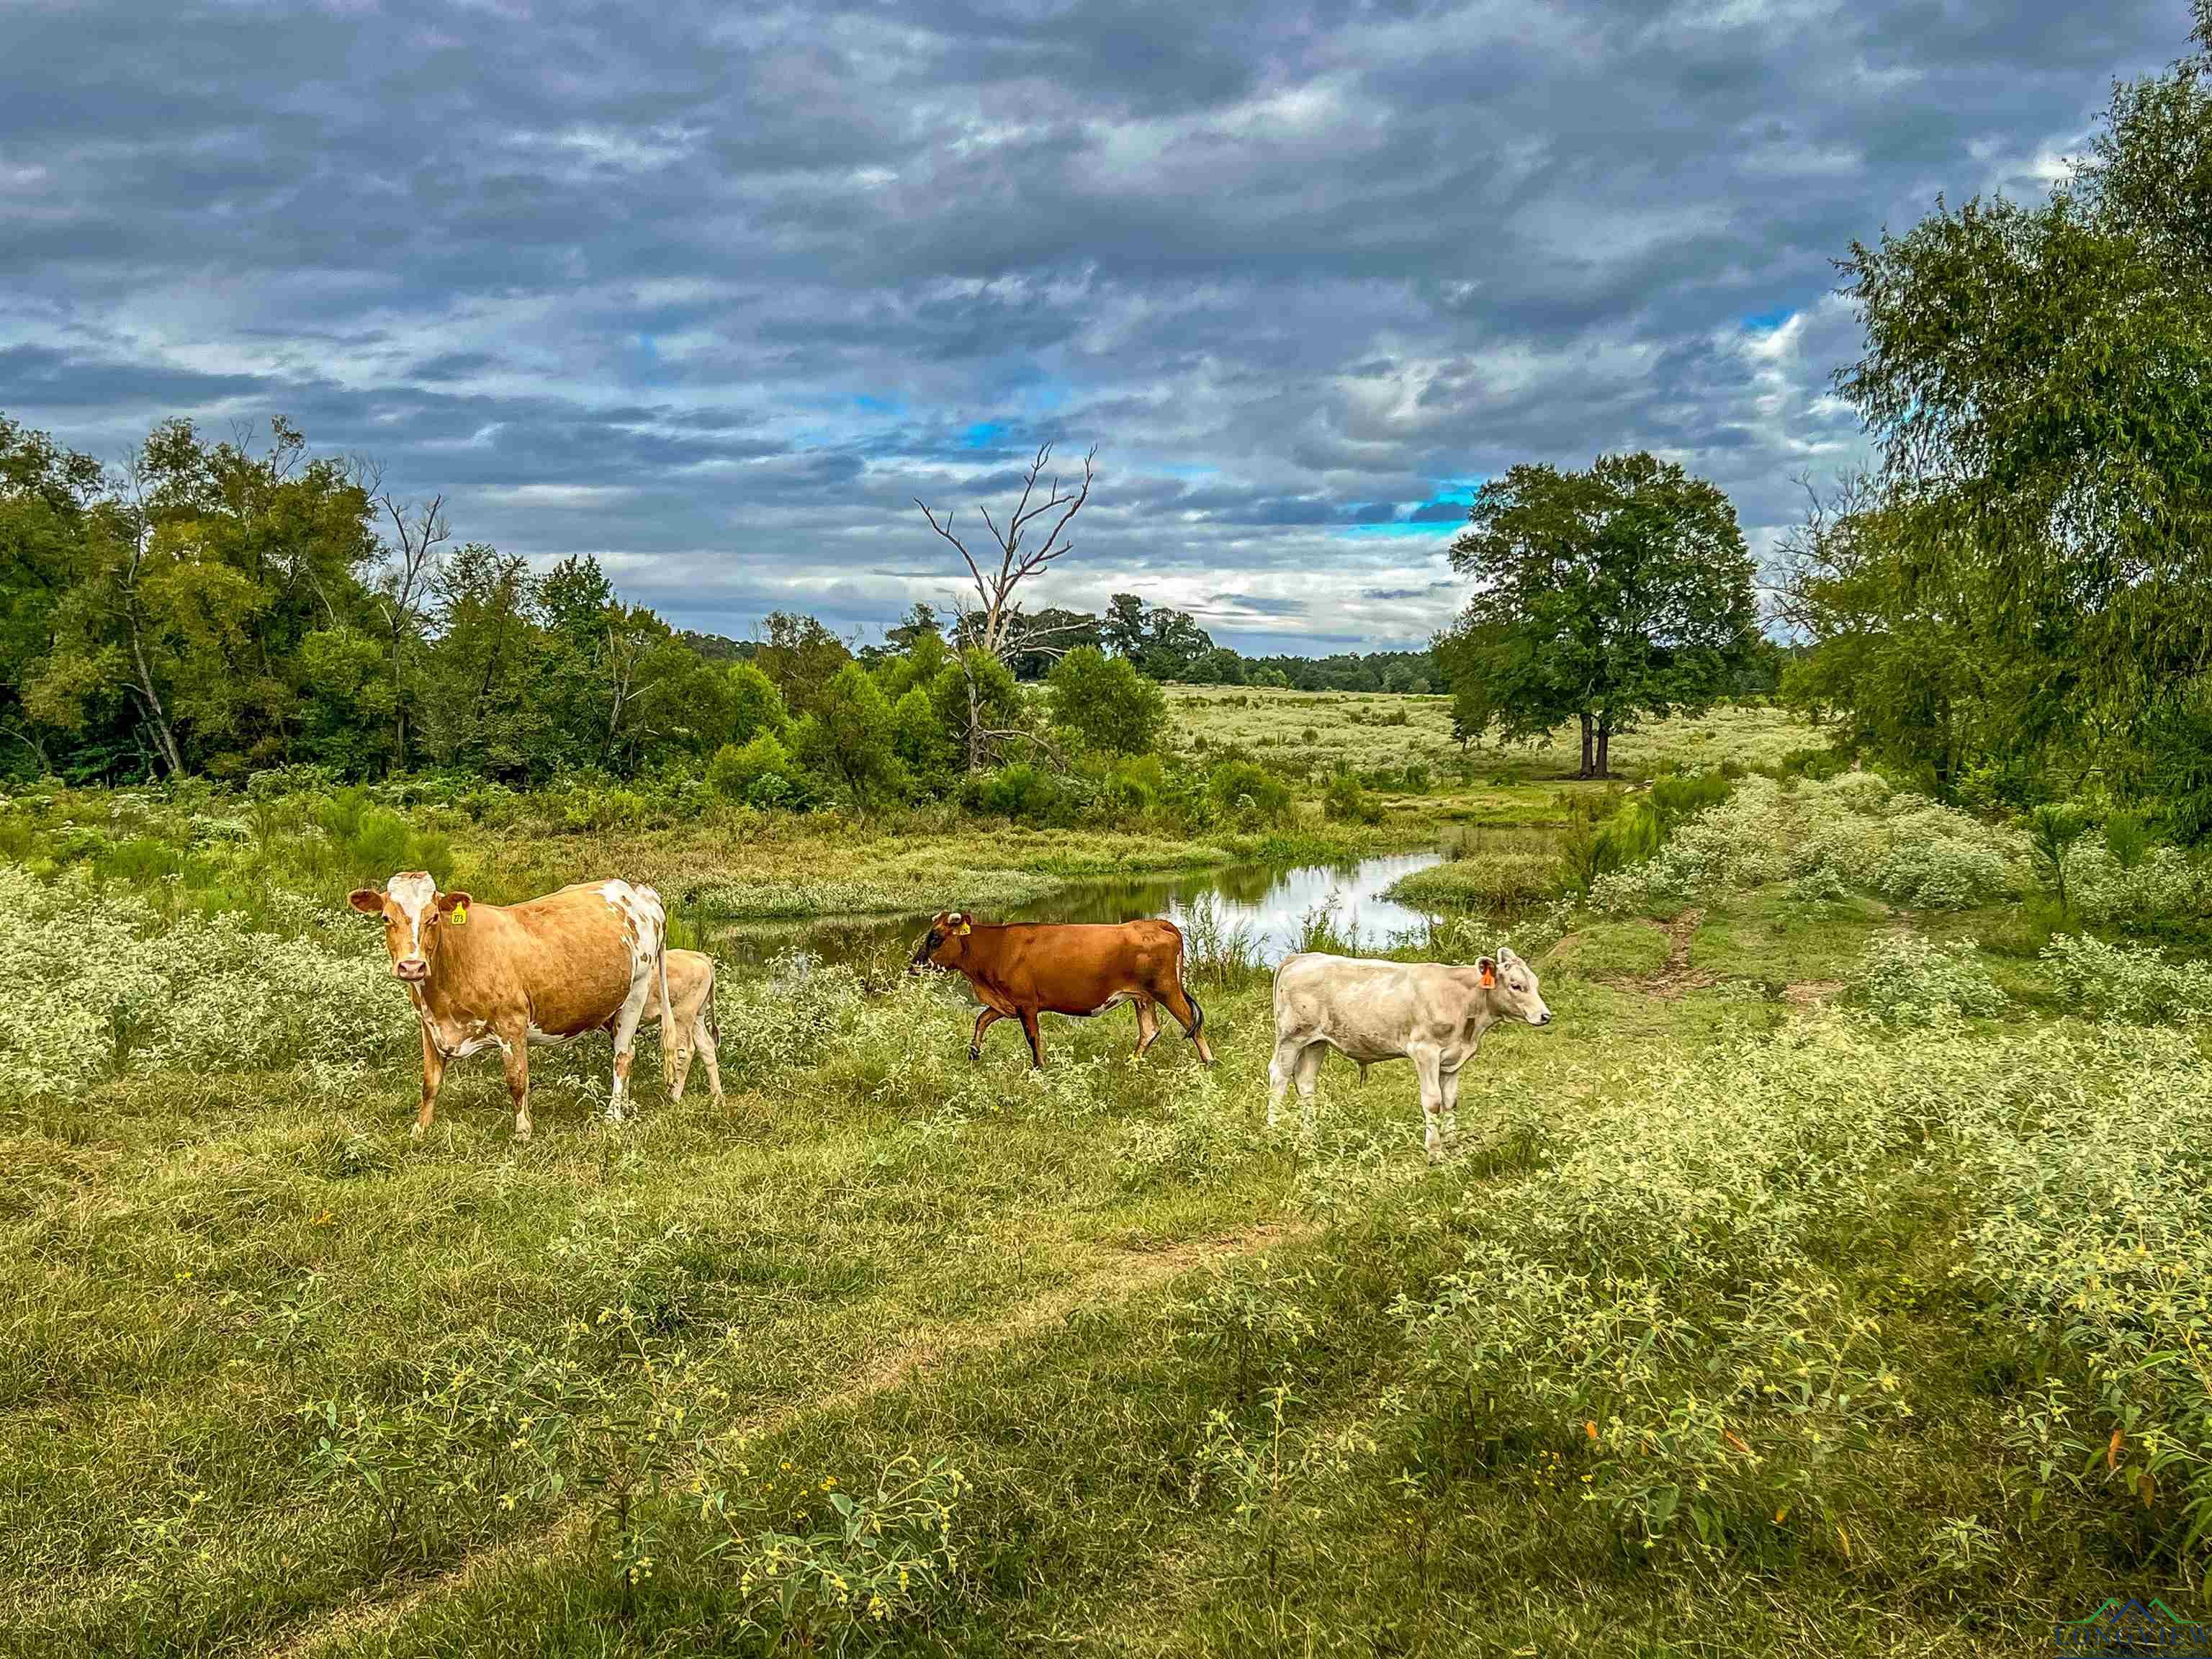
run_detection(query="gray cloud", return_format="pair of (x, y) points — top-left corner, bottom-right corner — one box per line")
(0, 0), (2182, 650)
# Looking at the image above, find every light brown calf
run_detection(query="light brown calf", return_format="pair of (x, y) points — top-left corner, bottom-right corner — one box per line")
(647, 948), (723, 1101)
(348, 873), (670, 1141)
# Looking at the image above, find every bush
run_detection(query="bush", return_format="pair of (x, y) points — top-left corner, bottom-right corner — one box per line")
(966, 763), (1068, 824)
(709, 732), (799, 806)
(1321, 770), (1381, 826)
(2069, 844), (2208, 925)
(1854, 934), (2008, 1025)
(2041, 933), (2212, 1025)
(1647, 770), (1731, 835)
(1046, 648), (1168, 755)
(1776, 746), (1851, 782)
(1205, 761), (1294, 829)
(0, 866), (401, 1102)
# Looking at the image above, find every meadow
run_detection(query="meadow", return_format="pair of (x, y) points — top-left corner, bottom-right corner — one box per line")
(3, 696), (2208, 1656)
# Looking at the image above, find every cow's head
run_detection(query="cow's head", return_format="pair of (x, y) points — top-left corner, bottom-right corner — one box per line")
(1478, 945), (1551, 1027)
(348, 871), (473, 984)
(909, 909), (974, 975)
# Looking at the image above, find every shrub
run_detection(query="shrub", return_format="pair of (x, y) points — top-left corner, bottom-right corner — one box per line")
(709, 732), (799, 804)
(966, 763), (1067, 824)
(1322, 770), (1381, 826)
(1046, 647), (1168, 755)
(0, 866), (402, 1103)
(2069, 844), (2208, 925)
(1854, 934), (2008, 1025)
(2026, 803), (2092, 917)
(2103, 811), (2154, 871)
(1647, 769), (1731, 835)
(2041, 933), (2212, 1025)
(1206, 760), (1294, 829)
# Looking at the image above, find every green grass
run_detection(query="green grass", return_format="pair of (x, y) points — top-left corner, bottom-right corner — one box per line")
(7, 714), (2211, 1655)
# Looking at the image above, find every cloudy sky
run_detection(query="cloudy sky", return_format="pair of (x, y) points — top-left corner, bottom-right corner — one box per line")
(0, 1), (2188, 652)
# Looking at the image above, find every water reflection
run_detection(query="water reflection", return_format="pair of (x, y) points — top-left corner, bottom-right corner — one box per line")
(715, 851), (1449, 974)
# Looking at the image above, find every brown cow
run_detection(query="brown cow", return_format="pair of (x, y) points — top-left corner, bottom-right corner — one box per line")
(347, 873), (671, 1141)
(646, 948), (723, 1102)
(909, 911), (1214, 1069)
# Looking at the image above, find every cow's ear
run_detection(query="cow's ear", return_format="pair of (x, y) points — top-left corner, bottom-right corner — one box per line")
(346, 888), (385, 915)
(1478, 957), (1497, 988)
(436, 891), (472, 915)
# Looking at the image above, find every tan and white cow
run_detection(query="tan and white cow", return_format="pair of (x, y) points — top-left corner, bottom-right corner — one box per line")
(348, 873), (671, 1141)
(1267, 945), (1552, 1162)
(647, 947), (723, 1102)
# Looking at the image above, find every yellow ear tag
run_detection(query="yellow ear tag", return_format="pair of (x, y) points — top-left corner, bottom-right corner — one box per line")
(451, 903), (467, 927)
(956, 921), (971, 935)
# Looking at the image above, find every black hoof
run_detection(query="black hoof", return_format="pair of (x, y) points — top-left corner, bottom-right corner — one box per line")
(967, 1046), (981, 1062)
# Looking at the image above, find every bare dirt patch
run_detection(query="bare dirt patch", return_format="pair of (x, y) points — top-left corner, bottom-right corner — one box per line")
(1593, 909), (1717, 1000)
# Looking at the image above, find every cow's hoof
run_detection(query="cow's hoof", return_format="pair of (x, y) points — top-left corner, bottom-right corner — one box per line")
(966, 1046), (981, 1062)
(409, 1121), (426, 1141)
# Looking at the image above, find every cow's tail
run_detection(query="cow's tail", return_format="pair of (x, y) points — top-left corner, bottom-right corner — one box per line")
(703, 958), (721, 1045)
(649, 887), (675, 1082)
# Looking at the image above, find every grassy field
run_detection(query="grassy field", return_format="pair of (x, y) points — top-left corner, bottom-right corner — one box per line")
(4, 705), (2208, 1655)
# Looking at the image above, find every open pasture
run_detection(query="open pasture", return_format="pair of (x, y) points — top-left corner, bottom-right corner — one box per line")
(4, 746), (2209, 1655)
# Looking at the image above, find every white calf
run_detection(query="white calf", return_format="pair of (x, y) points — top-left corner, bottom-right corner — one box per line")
(1267, 946), (1552, 1161)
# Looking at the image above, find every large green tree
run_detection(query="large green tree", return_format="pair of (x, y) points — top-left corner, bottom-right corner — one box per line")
(1444, 452), (1758, 776)
(1799, 5), (2212, 822)
(1046, 646), (1167, 755)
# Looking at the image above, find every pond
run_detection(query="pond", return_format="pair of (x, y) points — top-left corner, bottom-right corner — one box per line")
(714, 850), (1452, 975)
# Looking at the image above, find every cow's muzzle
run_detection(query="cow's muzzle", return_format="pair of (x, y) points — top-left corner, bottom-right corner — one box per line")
(395, 958), (429, 982)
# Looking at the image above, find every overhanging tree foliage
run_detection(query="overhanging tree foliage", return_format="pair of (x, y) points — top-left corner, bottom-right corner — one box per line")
(1799, 5), (2212, 824)
(1442, 452), (1758, 777)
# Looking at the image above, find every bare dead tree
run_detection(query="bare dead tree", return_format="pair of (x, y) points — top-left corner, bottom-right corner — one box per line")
(913, 441), (1097, 770)
(942, 593), (1071, 773)
(915, 441), (1096, 660)
(364, 461), (449, 769)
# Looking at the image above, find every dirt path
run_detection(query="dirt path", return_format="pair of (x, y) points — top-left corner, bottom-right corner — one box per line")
(256, 1220), (1304, 1659)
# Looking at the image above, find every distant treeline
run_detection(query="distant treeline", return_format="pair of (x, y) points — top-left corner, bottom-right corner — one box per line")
(688, 597), (1440, 693)
(0, 412), (1433, 791)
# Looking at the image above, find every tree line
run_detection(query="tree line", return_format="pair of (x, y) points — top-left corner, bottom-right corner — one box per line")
(0, 419), (1435, 794)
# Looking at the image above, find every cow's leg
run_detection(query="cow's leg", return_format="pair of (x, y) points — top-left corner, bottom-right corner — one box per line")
(1412, 1046), (1446, 1164)
(608, 976), (652, 1125)
(1293, 1042), (1324, 1141)
(1440, 1064), (1462, 1154)
(500, 1025), (533, 1143)
(1267, 1036), (1297, 1130)
(413, 1025), (447, 1140)
(1159, 983), (1214, 1066)
(609, 1045), (635, 1124)
(667, 1027), (693, 1102)
(968, 1007), (1003, 1061)
(694, 1011), (724, 1098)
(1133, 998), (1161, 1058)
(1019, 1007), (1046, 1069)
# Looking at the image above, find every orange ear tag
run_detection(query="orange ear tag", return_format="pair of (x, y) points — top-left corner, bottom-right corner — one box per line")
(1479, 963), (1495, 987)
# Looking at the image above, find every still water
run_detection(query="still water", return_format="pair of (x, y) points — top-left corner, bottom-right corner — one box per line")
(715, 851), (1448, 974)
